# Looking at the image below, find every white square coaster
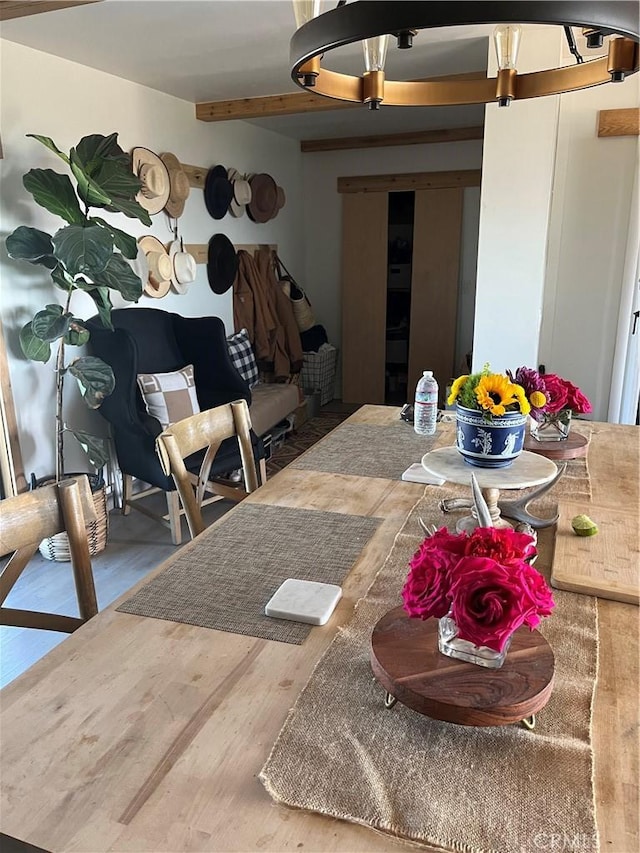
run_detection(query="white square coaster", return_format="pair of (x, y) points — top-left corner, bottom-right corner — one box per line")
(264, 579), (342, 626)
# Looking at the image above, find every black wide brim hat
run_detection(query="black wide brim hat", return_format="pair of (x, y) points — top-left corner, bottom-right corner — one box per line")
(207, 233), (239, 294)
(204, 165), (234, 220)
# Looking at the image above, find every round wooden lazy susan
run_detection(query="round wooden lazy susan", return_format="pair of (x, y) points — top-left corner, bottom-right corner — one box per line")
(370, 606), (555, 728)
(524, 431), (589, 460)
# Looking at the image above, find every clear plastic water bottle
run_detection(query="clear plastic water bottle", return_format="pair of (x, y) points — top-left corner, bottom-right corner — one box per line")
(414, 370), (439, 436)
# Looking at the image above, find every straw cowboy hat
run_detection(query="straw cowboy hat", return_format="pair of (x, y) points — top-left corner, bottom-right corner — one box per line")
(207, 233), (238, 295)
(204, 165), (233, 220)
(160, 152), (190, 218)
(138, 235), (172, 298)
(247, 173), (278, 223)
(228, 169), (252, 218)
(168, 239), (197, 294)
(132, 148), (171, 216)
(127, 243), (149, 289)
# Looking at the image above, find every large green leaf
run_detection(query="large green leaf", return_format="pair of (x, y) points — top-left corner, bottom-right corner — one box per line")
(5, 226), (57, 269)
(104, 196), (152, 226)
(91, 159), (142, 202)
(64, 319), (91, 347)
(68, 356), (115, 408)
(52, 223), (113, 277)
(26, 134), (70, 166)
(85, 287), (114, 330)
(75, 133), (129, 173)
(91, 217), (137, 259)
(23, 169), (84, 225)
(20, 321), (51, 362)
(92, 253), (143, 302)
(68, 429), (111, 470)
(50, 264), (75, 291)
(70, 150), (112, 209)
(32, 304), (69, 342)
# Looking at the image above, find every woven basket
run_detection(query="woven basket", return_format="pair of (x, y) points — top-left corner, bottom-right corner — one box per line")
(291, 294), (315, 333)
(38, 474), (109, 562)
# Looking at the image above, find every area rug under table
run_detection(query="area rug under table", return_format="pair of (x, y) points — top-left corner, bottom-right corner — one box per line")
(118, 503), (381, 644)
(260, 487), (599, 853)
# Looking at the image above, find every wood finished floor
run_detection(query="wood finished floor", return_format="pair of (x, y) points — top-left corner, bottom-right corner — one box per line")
(0, 402), (360, 689)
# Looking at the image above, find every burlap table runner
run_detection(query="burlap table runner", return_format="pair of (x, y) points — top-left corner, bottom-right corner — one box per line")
(291, 420), (592, 498)
(118, 504), (381, 644)
(260, 487), (599, 853)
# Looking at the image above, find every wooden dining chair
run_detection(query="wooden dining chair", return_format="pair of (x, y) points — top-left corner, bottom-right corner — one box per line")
(0, 477), (99, 633)
(155, 399), (263, 540)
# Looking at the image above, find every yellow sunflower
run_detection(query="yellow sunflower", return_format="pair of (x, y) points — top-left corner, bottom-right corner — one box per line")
(475, 374), (522, 416)
(447, 374), (469, 405)
(512, 384), (531, 416)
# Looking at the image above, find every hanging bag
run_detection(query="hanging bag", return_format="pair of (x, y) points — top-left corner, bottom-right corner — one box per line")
(274, 254), (316, 333)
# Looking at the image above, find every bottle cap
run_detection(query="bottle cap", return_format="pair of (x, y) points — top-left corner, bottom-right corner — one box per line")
(423, 370), (433, 377)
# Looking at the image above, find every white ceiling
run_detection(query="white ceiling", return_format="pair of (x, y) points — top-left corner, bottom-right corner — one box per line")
(0, 0), (490, 138)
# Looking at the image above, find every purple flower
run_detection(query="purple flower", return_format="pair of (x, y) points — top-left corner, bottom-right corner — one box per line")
(507, 367), (547, 412)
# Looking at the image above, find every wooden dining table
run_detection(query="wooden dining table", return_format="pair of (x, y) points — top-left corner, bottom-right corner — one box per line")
(1, 406), (638, 853)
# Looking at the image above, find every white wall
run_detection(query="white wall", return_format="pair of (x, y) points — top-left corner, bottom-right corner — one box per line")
(0, 40), (305, 480)
(301, 140), (484, 392)
(475, 26), (639, 422)
(540, 74), (639, 422)
(473, 27), (562, 375)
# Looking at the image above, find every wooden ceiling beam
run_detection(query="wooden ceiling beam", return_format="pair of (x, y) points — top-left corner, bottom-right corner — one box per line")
(300, 125), (484, 153)
(196, 90), (351, 122)
(597, 108), (640, 137)
(0, 1), (101, 21)
(195, 71), (486, 122)
(337, 169), (482, 194)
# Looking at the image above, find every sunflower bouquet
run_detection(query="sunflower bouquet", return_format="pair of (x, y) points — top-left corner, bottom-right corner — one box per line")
(447, 364), (540, 419)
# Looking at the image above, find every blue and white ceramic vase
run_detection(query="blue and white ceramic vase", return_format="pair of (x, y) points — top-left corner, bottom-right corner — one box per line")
(455, 404), (526, 468)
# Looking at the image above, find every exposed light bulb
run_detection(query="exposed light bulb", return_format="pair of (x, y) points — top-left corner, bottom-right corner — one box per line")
(292, 0), (323, 29)
(292, 1), (324, 86)
(493, 24), (522, 70)
(363, 35), (389, 73)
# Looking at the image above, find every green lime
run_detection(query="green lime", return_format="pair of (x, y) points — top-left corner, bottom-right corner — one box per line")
(571, 514), (598, 537)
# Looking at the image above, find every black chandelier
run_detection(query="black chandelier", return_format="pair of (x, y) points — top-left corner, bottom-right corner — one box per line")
(290, 1), (639, 109)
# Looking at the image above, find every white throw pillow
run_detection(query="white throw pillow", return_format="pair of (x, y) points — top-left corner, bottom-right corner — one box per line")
(137, 364), (200, 428)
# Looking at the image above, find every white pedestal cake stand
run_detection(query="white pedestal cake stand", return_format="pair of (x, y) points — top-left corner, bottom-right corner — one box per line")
(421, 447), (558, 532)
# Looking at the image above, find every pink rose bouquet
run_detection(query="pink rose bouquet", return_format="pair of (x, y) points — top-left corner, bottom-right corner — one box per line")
(402, 526), (554, 652)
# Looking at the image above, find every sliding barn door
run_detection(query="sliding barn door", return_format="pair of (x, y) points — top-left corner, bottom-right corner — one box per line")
(341, 191), (388, 404)
(408, 188), (464, 403)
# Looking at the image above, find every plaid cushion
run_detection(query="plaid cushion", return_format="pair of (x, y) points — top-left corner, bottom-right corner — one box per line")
(137, 364), (200, 428)
(227, 328), (259, 388)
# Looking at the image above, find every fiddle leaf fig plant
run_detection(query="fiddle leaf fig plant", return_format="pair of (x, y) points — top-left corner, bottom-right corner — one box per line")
(5, 132), (151, 481)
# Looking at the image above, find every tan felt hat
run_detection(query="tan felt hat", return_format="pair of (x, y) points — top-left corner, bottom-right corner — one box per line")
(271, 185), (286, 218)
(138, 235), (171, 298)
(247, 173), (278, 223)
(168, 239), (197, 294)
(160, 152), (190, 218)
(132, 148), (171, 216)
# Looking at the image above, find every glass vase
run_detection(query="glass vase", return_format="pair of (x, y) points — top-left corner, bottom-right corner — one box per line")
(437, 614), (511, 669)
(530, 409), (572, 442)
